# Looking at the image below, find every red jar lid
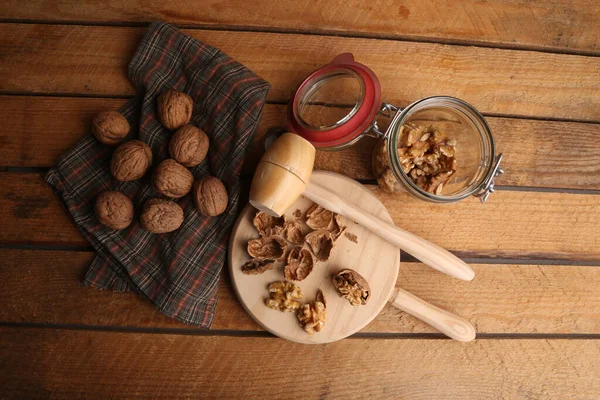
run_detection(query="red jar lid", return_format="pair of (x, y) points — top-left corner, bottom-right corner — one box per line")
(288, 53), (381, 149)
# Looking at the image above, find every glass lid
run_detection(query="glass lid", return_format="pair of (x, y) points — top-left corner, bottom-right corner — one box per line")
(289, 53), (381, 149)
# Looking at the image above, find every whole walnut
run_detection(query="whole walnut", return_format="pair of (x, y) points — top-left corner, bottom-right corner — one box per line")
(94, 191), (134, 230)
(152, 159), (194, 198)
(140, 198), (184, 234)
(157, 90), (193, 130)
(110, 140), (153, 181)
(193, 176), (228, 217)
(169, 125), (209, 167)
(92, 111), (130, 145)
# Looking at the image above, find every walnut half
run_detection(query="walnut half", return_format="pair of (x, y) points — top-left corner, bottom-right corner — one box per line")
(247, 236), (287, 261)
(305, 230), (334, 262)
(284, 247), (314, 281)
(332, 269), (371, 306)
(265, 281), (303, 312)
(297, 290), (326, 335)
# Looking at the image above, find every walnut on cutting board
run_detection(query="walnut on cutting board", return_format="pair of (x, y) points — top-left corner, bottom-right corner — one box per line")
(284, 247), (314, 281)
(297, 290), (326, 334)
(253, 211), (285, 237)
(241, 259), (275, 275)
(305, 230), (334, 262)
(247, 236), (288, 261)
(332, 269), (371, 306)
(265, 281), (303, 312)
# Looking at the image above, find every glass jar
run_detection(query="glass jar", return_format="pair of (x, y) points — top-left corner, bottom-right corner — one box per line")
(288, 53), (503, 203)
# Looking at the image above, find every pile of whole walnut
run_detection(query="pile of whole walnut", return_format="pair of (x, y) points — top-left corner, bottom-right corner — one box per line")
(242, 205), (370, 335)
(93, 90), (228, 234)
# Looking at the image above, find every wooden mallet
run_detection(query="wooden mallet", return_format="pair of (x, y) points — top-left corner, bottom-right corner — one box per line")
(250, 132), (475, 281)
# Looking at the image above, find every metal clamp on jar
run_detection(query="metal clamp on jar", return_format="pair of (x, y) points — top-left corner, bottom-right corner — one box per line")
(288, 53), (503, 203)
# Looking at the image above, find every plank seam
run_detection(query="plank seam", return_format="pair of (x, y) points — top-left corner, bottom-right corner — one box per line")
(1, 93), (599, 125)
(1, 321), (599, 339)
(2, 244), (600, 266)
(0, 19), (598, 58)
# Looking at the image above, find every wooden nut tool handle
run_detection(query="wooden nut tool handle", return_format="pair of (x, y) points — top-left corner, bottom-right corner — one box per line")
(305, 180), (476, 281)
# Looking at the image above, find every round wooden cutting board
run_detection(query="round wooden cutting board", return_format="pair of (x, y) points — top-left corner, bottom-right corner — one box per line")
(229, 171), (400, 344)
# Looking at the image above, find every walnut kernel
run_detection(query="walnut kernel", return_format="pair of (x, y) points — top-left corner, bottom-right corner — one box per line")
(297, 290), (326, 334)
(333, 269), (371, 306)
(265, 281), (303, 312)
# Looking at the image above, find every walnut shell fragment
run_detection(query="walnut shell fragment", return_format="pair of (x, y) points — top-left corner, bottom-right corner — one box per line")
(305, 230), (334, 262)
(297, 290), (326, 335)
(248, 236), (287, 261)
(305, 204), (346, 240)
(282, 219), (305, 245)
(157, 90), (193, 130)
(241, 259), (275, 275)
(140, 198), (184, 234)
(284, 247), (314, 281)
(110, 140), (153, 181)
(94, 191), (133, 230)
(92, 111), (130, 146)
(265, 281), (303, 312)
(169, 124), (209, 167)
(253, 211), (284, 237)
(193, 176), (228, 217)
(333, 269), (371, 306)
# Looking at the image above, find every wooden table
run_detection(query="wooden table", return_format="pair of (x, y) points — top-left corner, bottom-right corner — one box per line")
(1, 2), (599, 398)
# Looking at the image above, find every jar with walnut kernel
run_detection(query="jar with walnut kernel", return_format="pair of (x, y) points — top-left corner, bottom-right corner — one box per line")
(286, 53), (504, 203)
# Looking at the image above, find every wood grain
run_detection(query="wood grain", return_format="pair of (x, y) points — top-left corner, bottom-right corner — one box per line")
(1, 0), (599, 54)
(1, 328), (599, 399)
(2, 172), (598, 261)
(1, 24), (599, 121)
(3, 96), (600, 190)
(2, 250), (600, 335)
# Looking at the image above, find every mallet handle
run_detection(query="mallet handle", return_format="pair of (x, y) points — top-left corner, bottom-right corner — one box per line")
(304, 181), (475, 281)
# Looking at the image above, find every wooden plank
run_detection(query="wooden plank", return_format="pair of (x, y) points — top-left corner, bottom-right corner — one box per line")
(1, 249), (600, 334)
(3, 96), (600, 190)
(1, 173), (599, 261)
(0, 0), (599, 54)
(1, 328), (599, 399)
(1, 24), (599, 121)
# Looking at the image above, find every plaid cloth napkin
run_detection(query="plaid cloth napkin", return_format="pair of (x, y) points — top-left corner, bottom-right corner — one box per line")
(46, 22), (270, 327)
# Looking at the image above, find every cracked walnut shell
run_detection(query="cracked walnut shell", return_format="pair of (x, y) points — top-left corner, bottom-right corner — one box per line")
(94, 191), (133, 230)
(282, 219), (305, 245)
(248, 236), (287, 261)
(169, 125), (209, 167)
(297, 290), (326, 334)
(305, 204), (346, 240)
(157, 90), (193, 130)
(241, 259), (275, 275)
(193, 176), (228, 217)
(110, 140), (153, 182)
(92, 111), (130, 146)
(284, 247), (314, 281)
(253, 211), (284, 237)
(152, 159), (194, 198)
(333, 269), (371, 306)
(140, 198), (184, 234)
(305, 230), (334, 262)
(265, 281), (303, 312)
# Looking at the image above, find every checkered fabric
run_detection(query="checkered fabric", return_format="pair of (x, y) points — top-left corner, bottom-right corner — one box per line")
(46, 22), (270, 327)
